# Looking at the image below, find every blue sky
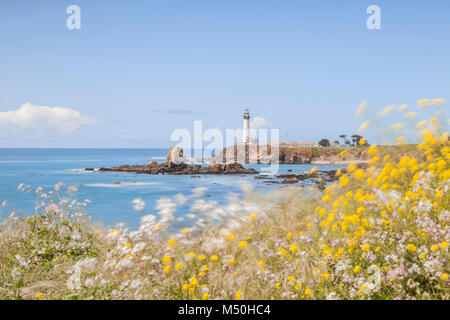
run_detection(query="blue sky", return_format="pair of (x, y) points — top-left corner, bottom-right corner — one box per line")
(0, 0), (449, 147)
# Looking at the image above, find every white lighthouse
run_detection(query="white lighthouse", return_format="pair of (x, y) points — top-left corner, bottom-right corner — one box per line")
(242, 108), (250, 144)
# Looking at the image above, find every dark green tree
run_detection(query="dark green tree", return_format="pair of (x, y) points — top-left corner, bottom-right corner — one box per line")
(339, 134), (350, 146)
(351, 134), (363, 146)
(318, 139), (331, 147)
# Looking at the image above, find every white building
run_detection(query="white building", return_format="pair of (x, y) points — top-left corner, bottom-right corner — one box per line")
(298, 142), (319, 148)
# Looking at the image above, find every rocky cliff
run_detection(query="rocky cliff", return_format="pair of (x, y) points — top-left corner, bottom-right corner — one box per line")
(212, 144), (369, 164)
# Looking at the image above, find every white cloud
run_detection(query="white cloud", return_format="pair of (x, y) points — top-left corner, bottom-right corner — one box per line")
(0, 102), (93, 135)
(250, 116), (267, 129)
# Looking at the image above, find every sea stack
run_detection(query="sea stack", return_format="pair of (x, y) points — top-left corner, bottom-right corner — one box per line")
(166, 146), (186, 167)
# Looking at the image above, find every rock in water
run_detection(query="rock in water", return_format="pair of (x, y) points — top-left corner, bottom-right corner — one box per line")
(166, 146), (186, 167)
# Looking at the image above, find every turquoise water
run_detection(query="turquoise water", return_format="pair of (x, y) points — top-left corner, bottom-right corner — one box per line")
(0, 149), (344, 229)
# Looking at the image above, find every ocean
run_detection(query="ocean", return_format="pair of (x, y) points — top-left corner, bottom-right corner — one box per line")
(0, 148), (345, 229)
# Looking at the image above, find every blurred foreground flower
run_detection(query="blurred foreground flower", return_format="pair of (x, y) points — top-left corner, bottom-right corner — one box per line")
(132, 197), (145, 211)
(358, 121), (370, 133)
(379, 105), (395, 117)
(356, 101), (367, 117)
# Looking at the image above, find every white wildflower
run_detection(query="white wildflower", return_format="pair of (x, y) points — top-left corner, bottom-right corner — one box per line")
(132, 198), (145, 211)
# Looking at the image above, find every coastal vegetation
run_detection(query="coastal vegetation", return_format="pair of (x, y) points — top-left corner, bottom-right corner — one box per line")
(318, 139), (331, 148)
(0, 104), (448, 300)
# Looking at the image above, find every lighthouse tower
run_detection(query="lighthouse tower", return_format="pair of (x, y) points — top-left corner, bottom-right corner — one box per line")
(242, 108), (250, 144)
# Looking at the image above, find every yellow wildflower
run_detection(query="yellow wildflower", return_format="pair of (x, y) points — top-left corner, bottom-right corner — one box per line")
(339, 174), (349, 187)
(290, 243), (299, 253)
(210, 255), (219, 261)
(167, 239), (177, 248)
(396, 136), (405, 144)
(398, 104), (408, 111)
(347, 162), (357, 172)
(175, 263), (184, 271)
(225, 233), (235, 240)
(358, 285), (365, 295)
(304, 287), (311, 296)
(321, 273), (330, 280)
(416, 120), (427, 129)
(418, 98), (431, 108)
(189, 276), (198, 286)
(238, 241), (248, 248)
(362, 243), (370, 252)
(432, 98), (445, 105)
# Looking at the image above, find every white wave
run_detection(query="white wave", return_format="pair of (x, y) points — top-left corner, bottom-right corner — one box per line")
(84, 182), (161, 188)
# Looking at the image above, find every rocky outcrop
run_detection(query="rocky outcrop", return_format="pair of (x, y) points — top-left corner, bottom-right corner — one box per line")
(260, 170), (342, 189)
(165, 146), (186, 167)
(276, 170), (338, 186)
(90, 146), (256, 175)
(264, 164), (368, 189)
(94, 161), (257, 175)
